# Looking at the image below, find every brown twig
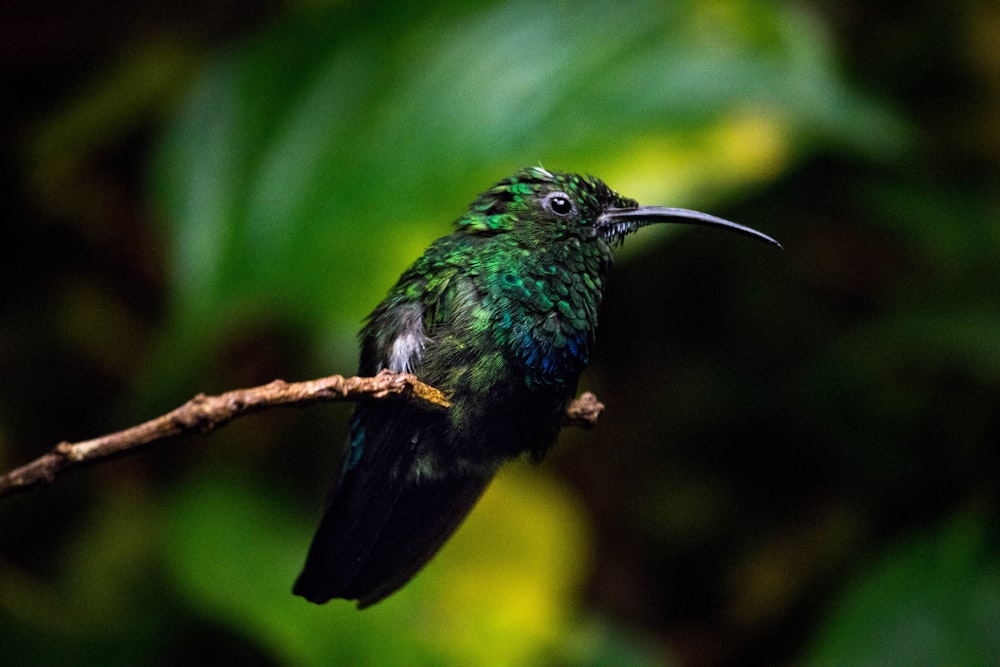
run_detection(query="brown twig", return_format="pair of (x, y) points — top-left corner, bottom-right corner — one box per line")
(0, 370), (602, 499)
(563, 391), (605, 428)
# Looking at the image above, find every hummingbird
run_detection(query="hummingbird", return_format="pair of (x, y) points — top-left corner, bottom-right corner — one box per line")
(294, 166), (779, 607)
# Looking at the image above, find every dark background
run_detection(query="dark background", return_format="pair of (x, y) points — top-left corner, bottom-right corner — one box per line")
(2, 1), (998, 665)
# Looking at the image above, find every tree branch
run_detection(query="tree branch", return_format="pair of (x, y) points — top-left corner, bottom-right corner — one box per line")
(0, 370), (603, 499)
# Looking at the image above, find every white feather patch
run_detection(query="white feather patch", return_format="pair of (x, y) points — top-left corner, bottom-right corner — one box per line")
(387, 305), (427, 373)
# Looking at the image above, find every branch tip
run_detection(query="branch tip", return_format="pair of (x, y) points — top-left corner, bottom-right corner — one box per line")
(0, 371), (601, 499)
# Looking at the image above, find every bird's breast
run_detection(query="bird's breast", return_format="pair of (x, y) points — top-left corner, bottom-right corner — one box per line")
(484, 273), (601, 388)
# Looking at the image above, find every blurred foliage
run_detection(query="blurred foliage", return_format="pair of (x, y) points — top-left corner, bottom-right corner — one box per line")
(157, 465), (593, 665)
(806, 510), (1000, 666)
(2, 0), (999, 666)
(149, 0), (898, 400)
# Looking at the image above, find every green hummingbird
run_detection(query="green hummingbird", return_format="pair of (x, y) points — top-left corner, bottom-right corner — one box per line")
(294, 166), (779, 607)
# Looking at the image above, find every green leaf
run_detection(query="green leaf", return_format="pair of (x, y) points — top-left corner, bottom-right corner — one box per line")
(160, 463), (613, 665)
(806, 512), (1000, 666)
(151, 0), (903, 389)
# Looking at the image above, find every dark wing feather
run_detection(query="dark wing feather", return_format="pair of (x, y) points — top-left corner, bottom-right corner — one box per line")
(345, 467), (492, 607)
(292, 399), (428, 604)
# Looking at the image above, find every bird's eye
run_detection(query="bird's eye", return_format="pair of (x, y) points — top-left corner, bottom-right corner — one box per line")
(546, 193), (574, 216)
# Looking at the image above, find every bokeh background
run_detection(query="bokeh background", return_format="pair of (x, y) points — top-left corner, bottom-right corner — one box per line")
(3, 1), (999, 665)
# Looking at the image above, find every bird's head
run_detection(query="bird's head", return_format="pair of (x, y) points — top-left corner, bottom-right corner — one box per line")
(456, 166), (780, 250)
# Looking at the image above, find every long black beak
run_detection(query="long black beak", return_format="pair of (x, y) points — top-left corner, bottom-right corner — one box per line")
(598, 206), (782, 248)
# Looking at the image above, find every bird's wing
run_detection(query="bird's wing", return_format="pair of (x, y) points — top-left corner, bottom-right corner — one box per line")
(292, 396), (436, 604)
(294, 262), (488, 605)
